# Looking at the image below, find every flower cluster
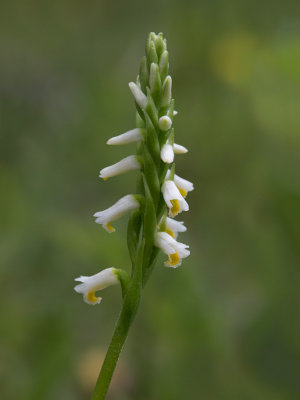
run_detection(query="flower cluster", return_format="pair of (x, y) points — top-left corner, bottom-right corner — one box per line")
(74, 32), (193, 305)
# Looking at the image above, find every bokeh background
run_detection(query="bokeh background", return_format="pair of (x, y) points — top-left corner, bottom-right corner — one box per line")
(1, 0), (300, 399)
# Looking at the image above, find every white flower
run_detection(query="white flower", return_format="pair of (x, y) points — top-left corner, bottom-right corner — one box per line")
(162, 180), (189, 217)
(106, 128), (144, 145)
(94, 194), (140, 233)
(160, 142), (174, 163)
(154, 231), (190, 267)
(173, 143), (188, 154)
(166, 171), (194, 198)
(164, 217), (187, 239)
(158, 116), (172, 131)
(99, 155), (141, 180)
(128, 82), (148, 109)
(74, 267), (119, 305)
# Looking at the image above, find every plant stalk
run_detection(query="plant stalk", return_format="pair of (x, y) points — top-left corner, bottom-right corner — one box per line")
(91, 241), (144, 400)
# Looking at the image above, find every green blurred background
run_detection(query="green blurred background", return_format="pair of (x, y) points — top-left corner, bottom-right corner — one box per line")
(1, 0), (300, 399)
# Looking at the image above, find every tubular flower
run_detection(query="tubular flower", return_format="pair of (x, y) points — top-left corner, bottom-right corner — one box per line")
(166, 171), (194, 198)
(159, 116), (172, 131)
(74, 267), (120, 305)
(106, 128), (144, 145)
(164, 217), (187, 239)
(128, 82), (148, 109)
(94, 194), (140, 233)
(160, 142), (174, 164)
(173, 143), (188, 154)
(99, 155), (141, 180)
(154, 231), (190, 268)
(162, 180), (189, 217)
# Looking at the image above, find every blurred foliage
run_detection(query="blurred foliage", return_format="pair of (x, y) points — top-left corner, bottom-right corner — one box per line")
(1, 0), (300, 399)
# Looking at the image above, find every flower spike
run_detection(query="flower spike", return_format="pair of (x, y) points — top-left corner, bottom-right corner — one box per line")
(75, 33), (194, 398)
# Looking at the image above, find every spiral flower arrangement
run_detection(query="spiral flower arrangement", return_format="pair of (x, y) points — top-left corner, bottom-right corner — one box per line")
(74, 32), (194, 399)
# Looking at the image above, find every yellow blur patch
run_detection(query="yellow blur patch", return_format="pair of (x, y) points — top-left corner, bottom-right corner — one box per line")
(170, 199), (180, 216)
(179, 188), (187, 198)
(103, 177), (109, 181)
(86, 291), (99, 304)
(165, 252), (180, 267)
(165, 228), (175, 238)
(106, 222), (115, 232)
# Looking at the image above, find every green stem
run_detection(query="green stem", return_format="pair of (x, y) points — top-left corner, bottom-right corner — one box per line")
(91, 241), (144, 400)
(91, 290), (140, 400)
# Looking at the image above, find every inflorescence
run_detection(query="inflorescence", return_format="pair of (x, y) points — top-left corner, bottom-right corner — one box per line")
(74, 32), (194, 305)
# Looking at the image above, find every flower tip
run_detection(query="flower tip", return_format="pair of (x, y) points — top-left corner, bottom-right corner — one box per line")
(128, 82), (147, 109)
(173, 143), (188, 154)
(159, 116), (172, 131)
(160, 143), (174, 164)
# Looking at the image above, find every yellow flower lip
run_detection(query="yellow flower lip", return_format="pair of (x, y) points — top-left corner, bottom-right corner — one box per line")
(170, 199), (180, 217)
(165, 228), (175, 238)
(178, 188), (187, 198)
(165, 252), (180, 267)
(105, 222), (115, 232)
(86, 291), (101, 304)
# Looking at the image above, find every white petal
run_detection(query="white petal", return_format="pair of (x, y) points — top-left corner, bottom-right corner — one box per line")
(174, 174), (194, 192)
(158, 116), (172, 131)
(94, 195), (140, 232)
(173, 110), (178, 116)
(161, 180), (189, 217)
(173, 143), (188, 154)
(128, 82), (148, 109)
(74, 267), (119, 305)
(154, 232), (176, 254)
(166, 171), (194, 194)
(154, 231), (190, 265)
(99, 155), (140, 180)
(166, 217), (187, 233)
(107, 128), (143, 145)
(160, 143), (174, 163)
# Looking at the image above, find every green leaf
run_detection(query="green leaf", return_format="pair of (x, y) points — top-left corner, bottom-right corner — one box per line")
(139, 56), (149, 93)
(149, 62), (162, 106)
(143, 110), (160, 165)
(127, 209), (142, 266)
(142, 144), (160, 206)
(159, 50), (169, 82)
(142, 175), (157, 275)
(145, 88), (159, 129)
(155, 33), (167, 60)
